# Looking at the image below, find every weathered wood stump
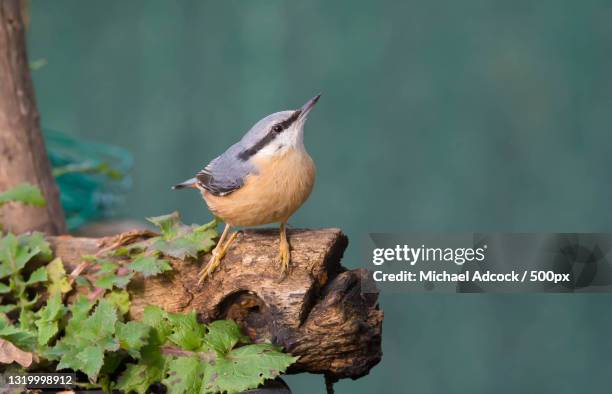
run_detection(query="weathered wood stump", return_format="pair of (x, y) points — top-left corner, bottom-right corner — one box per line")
(49, 228), (383, 380)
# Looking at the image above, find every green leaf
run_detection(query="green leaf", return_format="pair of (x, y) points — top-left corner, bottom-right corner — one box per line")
(128, 255), (172, 278)
(162, 356), (204, 394)
(25, 266), (47, 285)
(145, 212), (218, 260)
(106, 290), (131, 316)
(204, 320), (250, 355)
(0, 317), (36, 351)
(0, 183), (45, 207)
(116, 303), (296, 394)
(18, 307), (37, 331)
(35, 292), (65, 346)
(0, 304), (17, 314)
(146, 211), (181, 239)
(197, 217), (220, 232)
(0, 282), (11, 294)
(81, 254), (99, 262)
(166, 311), (205, 351)
(0, 232), (52, 326)
(96, 261), (119, 275)
(115, 365), (150, 393)
(81, 299), (118, 341)
(151, 230), (217, 260)
(69, 295), (95, 322)
(203, 343), (298, 394)
(52, 295), (92, 341)
(46, 258), (71, 295)
(0, 233), (40, 278)
(75, 275), (90, 287)
(51, 299), (120, 381)
(117, 307), (170, 394)
(142, 305), (172, 345)
(116, 361), (162, 394)
(21, 232), (52, 261)
(111, 243), (147, 257)
(185, 225), (218, 254)
(75, 344), (105, 380)
(95, 272), (133, 290)
(151, 238), (199, 260)
(116, 321), (150, 358)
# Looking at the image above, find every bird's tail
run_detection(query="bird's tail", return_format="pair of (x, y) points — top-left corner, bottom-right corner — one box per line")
(172, 177), (198, 190)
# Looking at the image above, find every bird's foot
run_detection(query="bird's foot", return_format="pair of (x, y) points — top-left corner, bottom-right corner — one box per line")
(197, 231), (238, 284)
(278, 238), (290, 277)
(197, 252), (222, 284)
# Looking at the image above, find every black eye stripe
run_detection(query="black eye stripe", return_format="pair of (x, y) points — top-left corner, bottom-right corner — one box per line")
(237, 110), (302, 161)
(275, 110), (301, 131)
(237, 133), (277, 160)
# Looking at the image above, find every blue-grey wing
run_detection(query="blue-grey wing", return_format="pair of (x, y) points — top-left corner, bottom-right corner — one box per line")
(196, 143), (254, 196)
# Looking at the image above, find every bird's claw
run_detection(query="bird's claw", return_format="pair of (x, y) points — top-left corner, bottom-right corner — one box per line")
(197, 253), (221, 284)
(197, 231), (238, 285)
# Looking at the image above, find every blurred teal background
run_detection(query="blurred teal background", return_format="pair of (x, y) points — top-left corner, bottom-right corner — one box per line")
(28, 1), (612, 393)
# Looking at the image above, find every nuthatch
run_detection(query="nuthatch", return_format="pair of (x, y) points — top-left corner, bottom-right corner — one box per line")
(173, 95), (320, 283)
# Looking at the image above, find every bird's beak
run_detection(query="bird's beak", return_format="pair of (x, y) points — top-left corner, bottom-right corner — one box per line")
(297, 94), (321, 120)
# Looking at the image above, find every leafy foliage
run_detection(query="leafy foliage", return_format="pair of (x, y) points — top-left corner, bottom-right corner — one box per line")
(163, 355), (204, 394)
(117, 306), (297, 394)
(89, 211), (216, 291)
(93, 261), (134, 290)
(46, 257), (72, 296)
(106, 290), (131, 315)
(116, 321), (150, 358)
(146, 211), (218, 260)
(0, 314), (36, 351)
(0, 183), (46, 208)
(51, 300), (119, 380)
(0, 208), (297, 393)
(35, 292), (65, 346)
(0, 232), (53, 337)
(203, 343), (297, 394)
(127, 255), (171, 278)
(44, 298), (150, 382)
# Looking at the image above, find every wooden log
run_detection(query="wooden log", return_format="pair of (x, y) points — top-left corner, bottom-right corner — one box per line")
(48, 228), (383, 380)
(0, 0), (66, 234)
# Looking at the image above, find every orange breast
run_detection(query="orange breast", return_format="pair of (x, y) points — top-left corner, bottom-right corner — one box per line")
(202, 148), (315, 227)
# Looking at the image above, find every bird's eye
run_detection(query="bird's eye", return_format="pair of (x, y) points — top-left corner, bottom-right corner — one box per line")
(272, 125), (283, 133)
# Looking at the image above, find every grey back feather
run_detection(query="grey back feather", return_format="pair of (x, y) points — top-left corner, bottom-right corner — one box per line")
(196, 142), (255, 196)
(196, 111), (294, 196)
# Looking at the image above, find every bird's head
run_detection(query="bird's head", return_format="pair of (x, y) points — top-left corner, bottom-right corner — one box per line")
(237, 95), (320, 161)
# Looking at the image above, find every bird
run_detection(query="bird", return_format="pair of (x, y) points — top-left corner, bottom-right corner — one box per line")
(173, 95), (320, 284)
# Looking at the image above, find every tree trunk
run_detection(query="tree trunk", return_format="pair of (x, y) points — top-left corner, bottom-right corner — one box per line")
(49, 228), (383, 380)
(0, 0), (66, 235)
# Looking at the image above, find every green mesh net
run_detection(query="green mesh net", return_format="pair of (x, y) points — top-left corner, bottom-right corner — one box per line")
(43, 129), (133, 231)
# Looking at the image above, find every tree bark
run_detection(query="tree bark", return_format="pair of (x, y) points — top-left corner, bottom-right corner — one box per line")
(49, 228), (383, 380)
(0, 0), (66, 235)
